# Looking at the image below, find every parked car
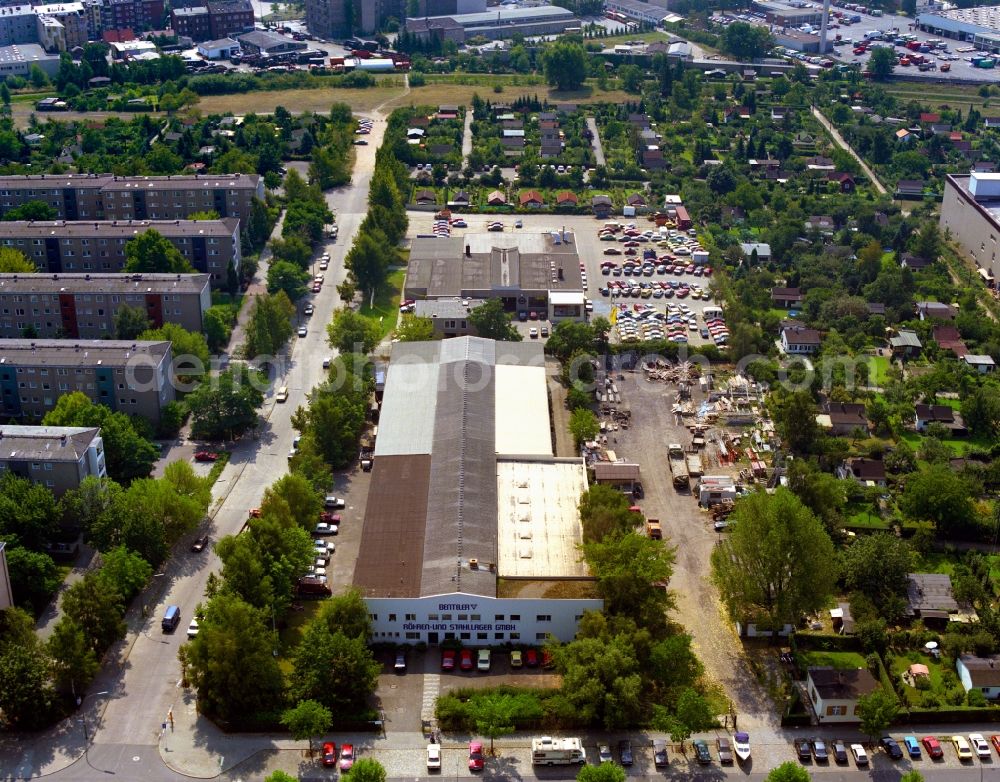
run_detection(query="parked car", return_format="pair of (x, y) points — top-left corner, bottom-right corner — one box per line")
(619, 740), (633, 766)
(970, 733), (991, 759)
(953, 735), (974, 761)
(190, 534), (210, 553)
(339, 744), (355, 771)
(322, 742), (337, 767)
(653, 739), (668, 767)
(903, 736), (921, 759)
(716, 737), (733, 764)
(851, 744), (868, 766)
(693, 740), (712, 764)
(923, 735), (944, 758)
(468, 741), (484, 772)
(881, 736), (903, 760)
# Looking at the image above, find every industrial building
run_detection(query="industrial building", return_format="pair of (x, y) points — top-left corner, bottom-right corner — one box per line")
(0, 425), (106, 496)
(0, 339), (174, 424)
(752, 0), (827, 27)
(0, 43), (60, 77)
(405, 231), (586, 321)
(0, 219), (241, 286)
(0, 272), (211, 338)
(403, 5), (578, 43)
(940, 173), (1000, 288)
(354, 336), (602, 646)
(0, 173), (262, 226)
(917, 5), (1000, 48)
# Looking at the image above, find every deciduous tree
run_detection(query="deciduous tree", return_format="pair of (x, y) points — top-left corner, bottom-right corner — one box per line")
(711, 488), (836, 639)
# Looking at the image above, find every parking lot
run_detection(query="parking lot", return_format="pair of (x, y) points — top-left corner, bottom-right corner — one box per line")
(405, 211), (724, 346)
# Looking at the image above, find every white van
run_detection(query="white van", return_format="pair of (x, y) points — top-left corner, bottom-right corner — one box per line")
(276, 386), (289, 403)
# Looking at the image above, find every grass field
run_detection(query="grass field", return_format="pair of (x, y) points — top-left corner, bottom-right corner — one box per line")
(360, 268), (405, 341)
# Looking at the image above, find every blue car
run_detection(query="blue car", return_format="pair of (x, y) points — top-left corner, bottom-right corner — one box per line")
(903, 736), (921, 759)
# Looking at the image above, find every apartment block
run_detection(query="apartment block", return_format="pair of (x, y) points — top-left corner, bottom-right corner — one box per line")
(0, 173), (263, 226)
(0, 425), (106, 496)
(0, 219), (240, 286)
(0, 339), (174, 424)
(0, 272), (211, 338)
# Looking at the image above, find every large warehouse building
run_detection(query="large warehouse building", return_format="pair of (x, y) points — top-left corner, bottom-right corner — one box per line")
(405, 232), (586, 321)
(940, 173), (1000, 288)
(353, 337), (601, 646)
(916, 5), (1000, 49)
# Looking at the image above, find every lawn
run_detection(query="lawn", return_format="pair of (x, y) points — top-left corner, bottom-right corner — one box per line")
(360, 268), (405, 341)
(277, 599), (323, 674)
(798, 650), (867, 670)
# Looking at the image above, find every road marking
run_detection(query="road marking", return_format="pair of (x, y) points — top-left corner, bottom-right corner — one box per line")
(421, 673), (440, 725)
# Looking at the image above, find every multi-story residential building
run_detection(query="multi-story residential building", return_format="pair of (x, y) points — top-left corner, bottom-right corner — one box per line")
(101, 0), (163, 32)
(170, 5), (209, 39)
(0, 173), (263, 226)
(0, 272), (211, 338)
(0, 5), (41, 47)
(34, 3), (88, 51)
(0, 425), (106, 496)
(0, 219), (241, 286)
(206, 0), (252, 38)
(0, 339), (174, 424)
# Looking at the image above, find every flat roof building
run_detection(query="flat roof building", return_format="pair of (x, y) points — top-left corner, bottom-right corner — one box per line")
(404, 5), (578, 42)
(941, 173), (1000, 285)
(406, 232), (585, 321)
(356, 337), (601, 646)
(0, 173), (262, 228)
(0, 425), (105, 495)
(0, 219), (240, 286)
(0, 339), (175, 424)
(0, 272), (211, 338)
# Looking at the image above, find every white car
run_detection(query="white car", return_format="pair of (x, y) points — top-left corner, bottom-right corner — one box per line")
(969, 733), (991, 759)
(426, 743), (441, 769)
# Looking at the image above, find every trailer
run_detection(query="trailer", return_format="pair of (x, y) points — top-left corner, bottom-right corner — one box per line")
(668, 443), (689, 490)
(532, 737), (586, 766)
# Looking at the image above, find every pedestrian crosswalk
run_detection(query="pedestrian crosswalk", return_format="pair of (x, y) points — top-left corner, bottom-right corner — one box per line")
(421, 673), (440, 726)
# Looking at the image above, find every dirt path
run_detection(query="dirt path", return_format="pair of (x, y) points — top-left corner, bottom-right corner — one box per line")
(599, 369), (777, 728)
(811, 106), (888, 196)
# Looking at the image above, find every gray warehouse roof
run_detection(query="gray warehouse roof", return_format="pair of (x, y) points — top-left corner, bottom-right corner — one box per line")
(355, 337), (548, 600)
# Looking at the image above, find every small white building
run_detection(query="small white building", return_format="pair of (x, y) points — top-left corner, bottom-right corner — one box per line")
(197, 37), (240, 59)
(957, 654), (1000, 700)
(807, 667), (879, 723)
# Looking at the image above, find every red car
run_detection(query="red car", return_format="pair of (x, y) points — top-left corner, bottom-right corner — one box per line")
(459, 649), (474, 671)
(339, 744), (355, 771)
(441, 649), (456, 671)
(468, 741), (485, 771)
(322, 742), (337, 767)
(525, 648), (539, 667)
(922, 736), (943, 759)
(194, 451), (220, 462)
